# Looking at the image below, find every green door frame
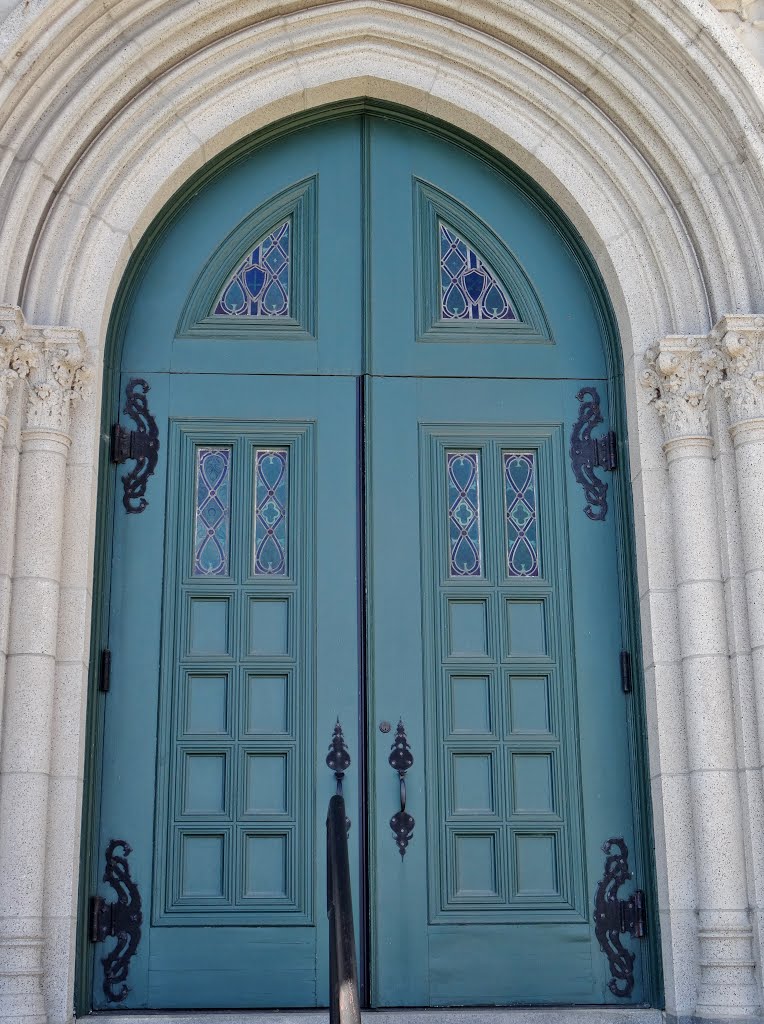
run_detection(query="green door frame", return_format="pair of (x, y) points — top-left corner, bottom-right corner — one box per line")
(76, 99), (663, 1014)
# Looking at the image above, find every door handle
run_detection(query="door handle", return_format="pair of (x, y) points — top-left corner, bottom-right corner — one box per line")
(388, 719), (415, 858)
(326, 718), (351, 796)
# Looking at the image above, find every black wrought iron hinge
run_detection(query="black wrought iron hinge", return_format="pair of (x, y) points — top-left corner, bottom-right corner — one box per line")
(111, 378), (159, 514)
(595, 837), (647, 997)
(620, 650), (633, 695)
(89, 839), (143, 1002)
(570, 386), (617, 521)
(89, 895), (112, 943)
(88, 887), (143, 946)
(110, 423), (155, 465)
(99, 649), (111, 694)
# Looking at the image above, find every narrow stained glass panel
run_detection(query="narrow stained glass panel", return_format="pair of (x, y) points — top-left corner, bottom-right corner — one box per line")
(214, 220), (290, 317)
(504, 452), (539, 578)
(447, 451), (483, 578)
(193, 447), (231, 577)
(440, 223), (517, 321)
(254, 449), (289, 577)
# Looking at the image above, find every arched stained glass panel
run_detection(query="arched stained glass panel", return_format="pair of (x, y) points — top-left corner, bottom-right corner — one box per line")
(440, 223), (517, 321)
(214, 220), (291, 317)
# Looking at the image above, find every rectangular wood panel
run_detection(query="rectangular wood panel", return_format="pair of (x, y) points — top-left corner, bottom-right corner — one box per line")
(155, 422), (314, 925)
(420, 426), (586, 922)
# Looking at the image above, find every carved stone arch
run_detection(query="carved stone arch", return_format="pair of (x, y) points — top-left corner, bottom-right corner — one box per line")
(1, 2), (764, 1022)
(2, 0), (763, 351)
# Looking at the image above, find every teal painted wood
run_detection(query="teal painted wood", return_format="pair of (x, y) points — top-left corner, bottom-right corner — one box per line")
(89, 108), (654, 1012)
(367, 116), (607, 379)
(177, 176), (317, 339)
(367, 377), (642, 1005)
(120, 115), (363, 376)
(93, 373), (361, 1008)
(413, 180), (552, 343)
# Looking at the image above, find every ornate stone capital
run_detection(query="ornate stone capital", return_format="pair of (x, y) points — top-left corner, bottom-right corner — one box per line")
(711, 315), (764, 427)
(642, 335), (724, 443)
(0, 306), (25, 422)
(0, 305), (93, 437)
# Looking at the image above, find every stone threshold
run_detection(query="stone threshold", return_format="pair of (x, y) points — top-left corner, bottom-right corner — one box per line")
(80, 1009), (665, 1024)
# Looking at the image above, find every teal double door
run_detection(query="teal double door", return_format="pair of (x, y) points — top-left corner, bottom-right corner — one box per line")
(91, 112), (650, 1010)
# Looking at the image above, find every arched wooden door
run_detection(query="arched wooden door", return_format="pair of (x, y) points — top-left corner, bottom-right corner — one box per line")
(88, 109), (655, 1010)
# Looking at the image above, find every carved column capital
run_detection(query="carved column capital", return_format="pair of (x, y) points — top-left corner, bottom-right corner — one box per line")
(711, 314), (764, 427)
(0, 306), (93, 437)
(642, 335), (724, 444)
(0, 306), (26, 422)
(23, 332), (92, 436)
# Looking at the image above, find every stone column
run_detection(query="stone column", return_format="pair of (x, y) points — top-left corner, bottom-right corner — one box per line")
(0, 306), (28, 753)
(0, 328), (90, 1024)
(718, 321), (764, 702)
(718, 313), (764, 846)
(644, 336), (760, 1017)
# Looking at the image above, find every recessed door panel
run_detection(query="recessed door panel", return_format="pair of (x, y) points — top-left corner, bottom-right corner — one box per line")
(94, 374), (361, 1008)
(367, 376), (642, 1005)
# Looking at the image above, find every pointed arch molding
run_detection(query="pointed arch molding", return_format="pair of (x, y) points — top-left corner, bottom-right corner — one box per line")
(177, 177), (316, 339)
(1, 6), (764, 1019)
(1, 0), (763, 345)
(414, 180), (552, 343)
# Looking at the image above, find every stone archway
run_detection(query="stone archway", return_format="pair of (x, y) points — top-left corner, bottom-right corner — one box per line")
(0, 2), (764, 1021)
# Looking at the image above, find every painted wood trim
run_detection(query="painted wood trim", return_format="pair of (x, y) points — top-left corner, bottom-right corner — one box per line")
(153, 420), (316, 926)
(413, 179), (553, 345)
(419, 423), (587, 925)
(176, 177), (317, 340)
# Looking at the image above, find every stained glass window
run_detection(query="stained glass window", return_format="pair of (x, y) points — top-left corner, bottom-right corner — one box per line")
(440, 223), (516, 321)
(447, 451), (483, 577)
(193, 447), (231, 577)
(254, 449), (289, 576)
(214, 221), (290, 317)
(504, 452), (539, 577)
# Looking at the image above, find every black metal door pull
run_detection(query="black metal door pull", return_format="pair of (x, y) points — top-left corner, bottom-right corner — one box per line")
(388, 719), (415, 858)
(326, 719), (352, 831)
(326, 718), (351, 796)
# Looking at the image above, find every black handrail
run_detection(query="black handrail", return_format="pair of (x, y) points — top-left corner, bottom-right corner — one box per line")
(327, 792), (361, 1024)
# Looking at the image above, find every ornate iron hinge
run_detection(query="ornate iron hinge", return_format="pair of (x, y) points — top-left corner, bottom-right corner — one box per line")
(111, 378), (159, 514)
(570, 386), (617, 522)
(89, 839), (142, 1003)
(594, 837), (647, 997)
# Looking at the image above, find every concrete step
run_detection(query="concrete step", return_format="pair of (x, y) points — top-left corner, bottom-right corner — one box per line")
(81, 1009), (664, 1024)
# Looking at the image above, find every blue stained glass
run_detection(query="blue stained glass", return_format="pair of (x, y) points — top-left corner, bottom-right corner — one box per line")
(447, 451), (483, 577)
(214, 221), (290, 317)
(193, 447), (231, 577)
(440, 224), (517, 321)
(254, 449), (289, 576)
(504, 452), (539, 577)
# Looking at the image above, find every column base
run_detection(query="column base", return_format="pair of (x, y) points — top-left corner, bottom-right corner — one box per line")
(0, 933), (47, 1023)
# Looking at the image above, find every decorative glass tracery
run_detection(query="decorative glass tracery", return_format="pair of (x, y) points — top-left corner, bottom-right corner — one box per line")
(447, 451), (483, 577)
(504, 451), (539, 577)
(440, 223), (516, 321)
(214, 221), (290, 317)
(193, 447), (232, 576)
(253, 448), (289, 576)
